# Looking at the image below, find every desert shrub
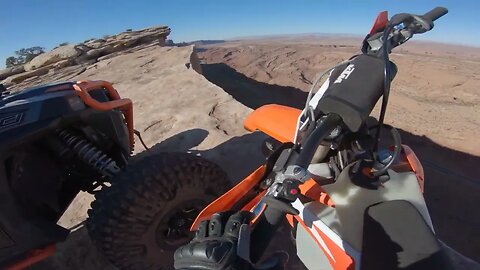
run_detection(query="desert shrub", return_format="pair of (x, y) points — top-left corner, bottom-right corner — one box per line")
(5, 46), (45, 67)
(5, 56), (19, 68)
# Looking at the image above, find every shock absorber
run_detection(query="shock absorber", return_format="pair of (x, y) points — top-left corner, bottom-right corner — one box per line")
(58, 130), (121, 177)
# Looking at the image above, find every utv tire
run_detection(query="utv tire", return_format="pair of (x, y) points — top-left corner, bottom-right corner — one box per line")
(86, 152), (230, 270)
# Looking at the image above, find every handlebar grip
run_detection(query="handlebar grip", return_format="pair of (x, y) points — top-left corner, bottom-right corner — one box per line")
(423, 7), (448, 22)
(250, 205), (285, 263)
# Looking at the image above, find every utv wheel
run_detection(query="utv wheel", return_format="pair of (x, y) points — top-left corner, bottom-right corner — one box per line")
(86, 152), (230, 270)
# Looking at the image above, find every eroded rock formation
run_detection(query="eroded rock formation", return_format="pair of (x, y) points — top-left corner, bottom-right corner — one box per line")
(1, 26), (171, 86)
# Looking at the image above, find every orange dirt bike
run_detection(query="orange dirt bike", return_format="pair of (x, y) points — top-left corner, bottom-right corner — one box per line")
(189, 7), (452, 270)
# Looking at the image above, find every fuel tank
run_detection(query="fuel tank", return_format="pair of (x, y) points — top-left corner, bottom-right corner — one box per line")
(294, 162), (432, 270)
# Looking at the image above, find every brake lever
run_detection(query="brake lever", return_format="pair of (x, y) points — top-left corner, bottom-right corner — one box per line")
(390, 12), (433, 34)
(410, 15), (433, 33)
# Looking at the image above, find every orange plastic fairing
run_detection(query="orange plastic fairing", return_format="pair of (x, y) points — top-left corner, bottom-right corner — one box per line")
(246, 193), (267, 225)
(190, 165), (266, 230)
(6, 245), (56, 270)
(241, 190), (266, 212)
(402, 144), (425, 192)
(244, 104), (301, 143)
(72, 81), (134, 151)
(286, 214), (295, 227)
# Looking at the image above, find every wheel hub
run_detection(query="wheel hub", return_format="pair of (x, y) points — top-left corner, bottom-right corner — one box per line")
(155, 200), (203, 249)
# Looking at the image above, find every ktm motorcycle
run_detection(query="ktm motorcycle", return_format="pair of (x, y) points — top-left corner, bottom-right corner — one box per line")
(190, 7), (452, 270)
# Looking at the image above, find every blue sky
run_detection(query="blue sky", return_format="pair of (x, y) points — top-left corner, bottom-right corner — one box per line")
(0, 0), (478, 68)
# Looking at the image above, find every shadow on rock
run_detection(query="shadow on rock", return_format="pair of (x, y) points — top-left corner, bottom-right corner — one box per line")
(201, 63), (308, 109)
(139, 128), (209, 153)
(137, 128), (268, 183)
(396, 129), (480, 261)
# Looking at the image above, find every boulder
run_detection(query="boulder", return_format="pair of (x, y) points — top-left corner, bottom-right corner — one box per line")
(82, 28), (171, 62)
(53, 59), (74, 69)
(0, 65), (25, 80)
(1, 81), (14, 89)
(85, 45), (116, 59)
(158, 38), (166, 46)
(22, 75), (40, 84)
(97, 51), (124, 62)
(100, 25), (171, 51)
(2, 64), (52, 84)
(25, 45), (82, 71)
(20, 26), (171, 72)
(74, 44), (94, 54)
(84, 39), (106, 49)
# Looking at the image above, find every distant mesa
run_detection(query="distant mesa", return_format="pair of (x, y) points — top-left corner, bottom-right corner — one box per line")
(172, 40), (226, 47)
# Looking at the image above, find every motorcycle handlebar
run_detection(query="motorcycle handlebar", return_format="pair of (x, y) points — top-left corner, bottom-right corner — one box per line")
(250, 113), (342, 262)
(423, 7), (448, 22)
(293, 113), (342, 168)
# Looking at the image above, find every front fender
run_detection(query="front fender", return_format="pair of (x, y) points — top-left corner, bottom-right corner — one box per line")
(244, 104), (300, 143)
